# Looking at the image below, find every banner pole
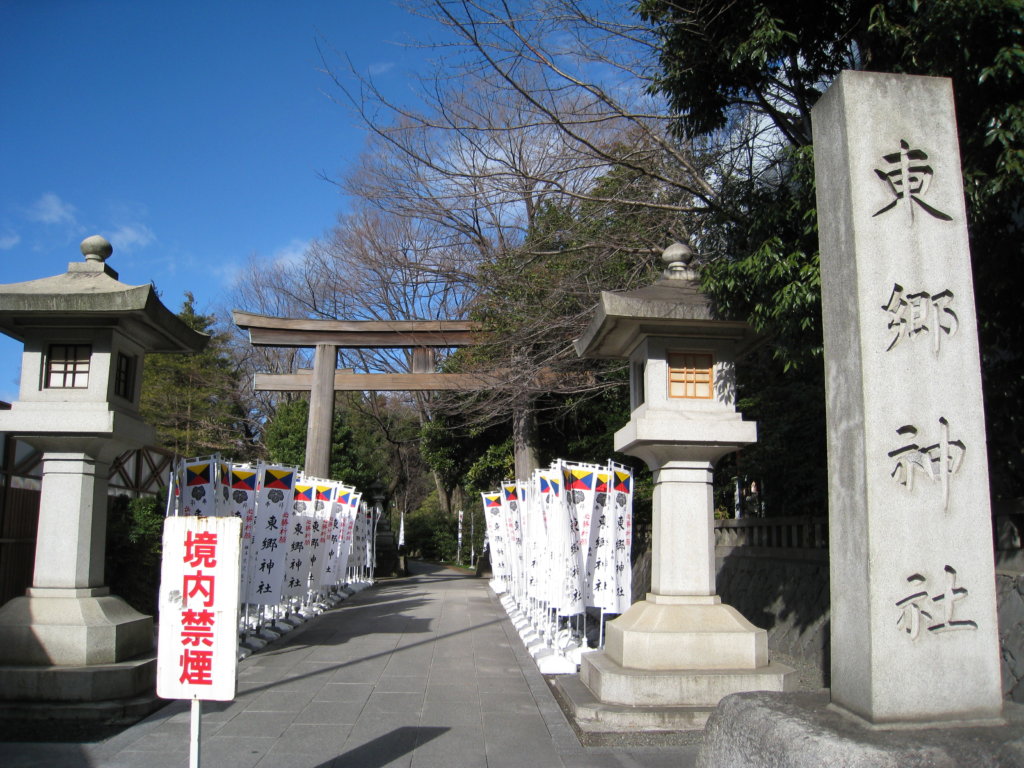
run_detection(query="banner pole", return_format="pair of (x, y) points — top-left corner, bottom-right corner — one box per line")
(189, 698), (202, 768)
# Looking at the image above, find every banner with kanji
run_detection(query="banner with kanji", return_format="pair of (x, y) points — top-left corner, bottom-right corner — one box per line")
(481, 492), (508, 584)
(243, 464), (295, 604)
(282, 481), (316, 601)
(611, 463), (634, 613)
(307, 481), (336, 593)
(224, 463), (259, 600)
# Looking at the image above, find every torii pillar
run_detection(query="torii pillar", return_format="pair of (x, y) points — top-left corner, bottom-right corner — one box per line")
(306, 343), (337, 478)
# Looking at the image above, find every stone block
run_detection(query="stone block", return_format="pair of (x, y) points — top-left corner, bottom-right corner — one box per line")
(604, 600), (767, 670)
(0, 656), (156, 702)
(555, 672), (713, 735)
(699, 692), (1020, 768)
(0, 592), (152, 666)
(580, 650), (794, 708)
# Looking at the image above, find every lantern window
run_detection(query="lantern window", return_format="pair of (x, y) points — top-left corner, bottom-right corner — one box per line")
(114, 352), (136, 400)
(668, 352), (713, 399)
(46, 344), (92, 389)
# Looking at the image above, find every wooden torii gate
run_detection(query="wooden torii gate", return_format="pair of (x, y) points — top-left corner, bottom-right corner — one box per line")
(233, 311), (501, 478)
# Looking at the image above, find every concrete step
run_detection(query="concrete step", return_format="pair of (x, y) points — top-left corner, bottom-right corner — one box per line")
(551, 674), (708, 746)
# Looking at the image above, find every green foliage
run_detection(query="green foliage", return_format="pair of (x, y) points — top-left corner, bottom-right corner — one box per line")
(263, 397), (309, 467)
(141, 293), (251, 458)
(701, 145), (822, 371)
(105, 493), (166, 617)
(639, 0), (1024, 502)
(400, 490), (468, 562)
(263, 396), (391, 490)
(463, 438), (515, 496)
(637, 0), (853, 144)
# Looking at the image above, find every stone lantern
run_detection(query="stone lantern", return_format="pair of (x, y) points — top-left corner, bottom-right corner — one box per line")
(0, 236), (207, 704)
(571, 243), (793, 730)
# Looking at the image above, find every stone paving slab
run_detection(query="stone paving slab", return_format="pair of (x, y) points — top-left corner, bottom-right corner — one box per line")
(0, 562), (699, 768)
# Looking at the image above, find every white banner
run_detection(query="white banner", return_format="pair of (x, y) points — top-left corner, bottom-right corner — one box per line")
(282, 481), (315, 601)
(179, 456), (218, 517)
(307, 482), (336, 594)
(223, 463), (259, 601)
(157, 515), (241, 701)
(244, 464), (296, 604)
(321, 485), (355, 587)
(611, 464), (634, 613)
(587, 469), (618, 611)
(482, 492), (508, 583)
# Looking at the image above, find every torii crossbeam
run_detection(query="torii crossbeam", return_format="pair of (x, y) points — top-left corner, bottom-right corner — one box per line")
(233, 311), (486, 476)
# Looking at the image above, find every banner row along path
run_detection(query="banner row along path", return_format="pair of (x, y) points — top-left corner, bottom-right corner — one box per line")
(0, 562), (698, 768)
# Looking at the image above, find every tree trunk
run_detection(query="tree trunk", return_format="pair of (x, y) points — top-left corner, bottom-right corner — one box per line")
(513, 399), (539, 480)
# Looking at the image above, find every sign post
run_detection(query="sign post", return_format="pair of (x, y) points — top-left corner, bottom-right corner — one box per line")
(157, 516), (242, 767)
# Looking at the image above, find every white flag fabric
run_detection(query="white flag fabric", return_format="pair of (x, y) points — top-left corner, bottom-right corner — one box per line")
(481, 492), (509, 585)
(562, 462), (599, 613)
(307, 481), (336, 594)
(500, 482), (525, 600)
(611, 463), (635, 613)
(482, 458), (631, 623)
(321, 484), (353, 588)
(244, 464), (296, 605)
(535, 468), (569, 609)
(223, 463), (259, 601)
(282, 480), (316, 601)
(588, 469), (619, 612)
(179, 456), (218, 517)
(349, 497), (369, 575)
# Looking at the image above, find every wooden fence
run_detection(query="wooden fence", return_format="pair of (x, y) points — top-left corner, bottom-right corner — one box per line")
(0, 435), (176, 606)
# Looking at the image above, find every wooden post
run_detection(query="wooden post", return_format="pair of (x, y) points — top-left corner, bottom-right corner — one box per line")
(305, 344), (337, 478)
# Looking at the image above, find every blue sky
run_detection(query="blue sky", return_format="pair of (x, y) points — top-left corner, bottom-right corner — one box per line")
(0, 0), (429, 402)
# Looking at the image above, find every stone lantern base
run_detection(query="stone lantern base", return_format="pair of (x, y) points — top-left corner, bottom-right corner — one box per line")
(0, 587), (156, 702)
(554, 596), (794, 737)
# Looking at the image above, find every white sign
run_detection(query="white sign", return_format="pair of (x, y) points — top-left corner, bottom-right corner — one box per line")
(157, 516), (242, 701)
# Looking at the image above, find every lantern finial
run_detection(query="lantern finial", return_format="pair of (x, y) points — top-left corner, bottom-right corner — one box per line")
(661, 242), (696, 279)
(80, 235), (113, 263)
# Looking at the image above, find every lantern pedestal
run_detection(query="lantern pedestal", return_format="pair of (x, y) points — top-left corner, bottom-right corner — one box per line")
(0, 422), (155, 693)
(569, 427), (794, 731)
(0, 236), (206, 715)
(564, 246), (794, 737)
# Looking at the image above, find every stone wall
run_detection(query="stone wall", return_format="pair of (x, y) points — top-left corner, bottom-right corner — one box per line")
(715, 552), (830, 685)
(630, 546), (1024, 700)
(996, 569), (1024, 701)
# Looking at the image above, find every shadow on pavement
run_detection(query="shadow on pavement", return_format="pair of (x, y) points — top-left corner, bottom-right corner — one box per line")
(310, 725), (449, 768)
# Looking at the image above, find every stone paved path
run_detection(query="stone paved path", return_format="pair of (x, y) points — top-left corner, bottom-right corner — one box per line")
(0, 562), (699, 768)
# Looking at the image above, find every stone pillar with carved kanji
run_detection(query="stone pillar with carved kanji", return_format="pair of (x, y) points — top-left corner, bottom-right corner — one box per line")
(813, 71), (1003, 725)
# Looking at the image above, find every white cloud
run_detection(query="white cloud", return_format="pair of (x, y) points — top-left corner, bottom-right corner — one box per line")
(26, 192), (77, 225)
(368, 61), (395, 76)
(0, 232), (19, 250)
(107, 223), (156, 252)
(272, 238), (311, 268)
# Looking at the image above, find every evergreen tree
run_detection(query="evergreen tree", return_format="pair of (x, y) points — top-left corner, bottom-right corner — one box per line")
(637, 0), (1024, 503)
(140, 293), (251, 458)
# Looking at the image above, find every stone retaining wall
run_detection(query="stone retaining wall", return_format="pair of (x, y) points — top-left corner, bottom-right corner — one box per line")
(630, 548), (1024, 700)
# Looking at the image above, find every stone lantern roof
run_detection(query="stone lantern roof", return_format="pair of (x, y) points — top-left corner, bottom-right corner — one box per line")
(574, 242), (760, 360)
(0, 235), (208, 353)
